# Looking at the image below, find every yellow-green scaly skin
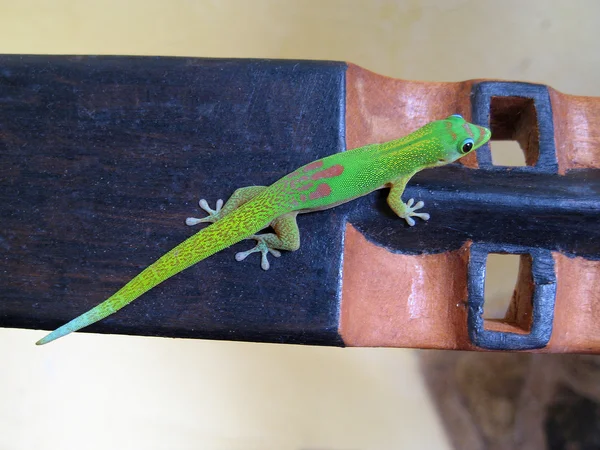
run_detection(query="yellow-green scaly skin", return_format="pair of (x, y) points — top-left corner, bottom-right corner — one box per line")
(36, 115), (491, 345)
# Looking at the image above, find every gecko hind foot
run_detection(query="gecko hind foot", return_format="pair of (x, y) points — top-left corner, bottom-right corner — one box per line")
(402, 198), (430, 227)
(235, 236), (281, 271)
(185, 198), (224, 226)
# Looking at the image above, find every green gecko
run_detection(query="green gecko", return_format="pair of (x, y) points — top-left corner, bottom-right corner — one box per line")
(36, 114), (491, 345)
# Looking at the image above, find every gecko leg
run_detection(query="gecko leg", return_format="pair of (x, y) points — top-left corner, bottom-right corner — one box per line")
(387, 177), (430, 227)
(234, 213), (300, 270)
(186, 186), (267, 225)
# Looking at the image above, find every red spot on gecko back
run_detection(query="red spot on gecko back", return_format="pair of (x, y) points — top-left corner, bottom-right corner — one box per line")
(309, 183), (332, 200)
(304, 160), (324, 171)
(311, 164), (344, 181)
(297, 182), (314, 191)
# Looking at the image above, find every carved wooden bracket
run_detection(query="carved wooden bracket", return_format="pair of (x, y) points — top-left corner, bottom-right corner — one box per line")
(342, 64), (600, 352)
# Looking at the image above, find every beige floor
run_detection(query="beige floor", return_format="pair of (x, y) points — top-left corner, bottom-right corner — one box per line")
(1, 1), (599, 449)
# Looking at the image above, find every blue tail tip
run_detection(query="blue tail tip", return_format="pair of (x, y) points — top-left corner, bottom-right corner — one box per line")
(36, 332), (56, 346)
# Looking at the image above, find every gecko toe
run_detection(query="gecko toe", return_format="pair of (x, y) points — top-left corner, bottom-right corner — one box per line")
(260, 253), (270, 270)
(268, 248), (281, 258)
(186, 217), (202, 226)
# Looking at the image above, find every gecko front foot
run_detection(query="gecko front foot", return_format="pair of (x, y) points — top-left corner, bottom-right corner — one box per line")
(185, 198), (224, 226)
(235, 235), (281, 271)
(400, 198), (430, 227)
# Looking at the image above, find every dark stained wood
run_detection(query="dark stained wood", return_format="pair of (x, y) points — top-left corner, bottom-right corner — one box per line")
(0, 55), (346, 345)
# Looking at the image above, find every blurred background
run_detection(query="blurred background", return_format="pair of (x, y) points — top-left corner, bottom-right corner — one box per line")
(1, 1), (599, 449)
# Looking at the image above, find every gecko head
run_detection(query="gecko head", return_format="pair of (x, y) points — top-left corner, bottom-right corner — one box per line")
(428, 114), (491, 166)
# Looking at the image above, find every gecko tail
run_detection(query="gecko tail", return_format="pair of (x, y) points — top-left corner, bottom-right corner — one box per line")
(36, 205), (274, 346)
(36, 294), (124, 345)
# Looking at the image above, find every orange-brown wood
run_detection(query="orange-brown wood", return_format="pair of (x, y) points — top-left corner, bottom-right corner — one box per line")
(547, 254), (600, 353)
(549, 88), (600, 173)
(340, 63), (600, 353)
(339, 225), (474, 350)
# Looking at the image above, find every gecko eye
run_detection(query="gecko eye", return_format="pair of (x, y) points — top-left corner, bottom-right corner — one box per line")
(460, 138), (474, 154)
